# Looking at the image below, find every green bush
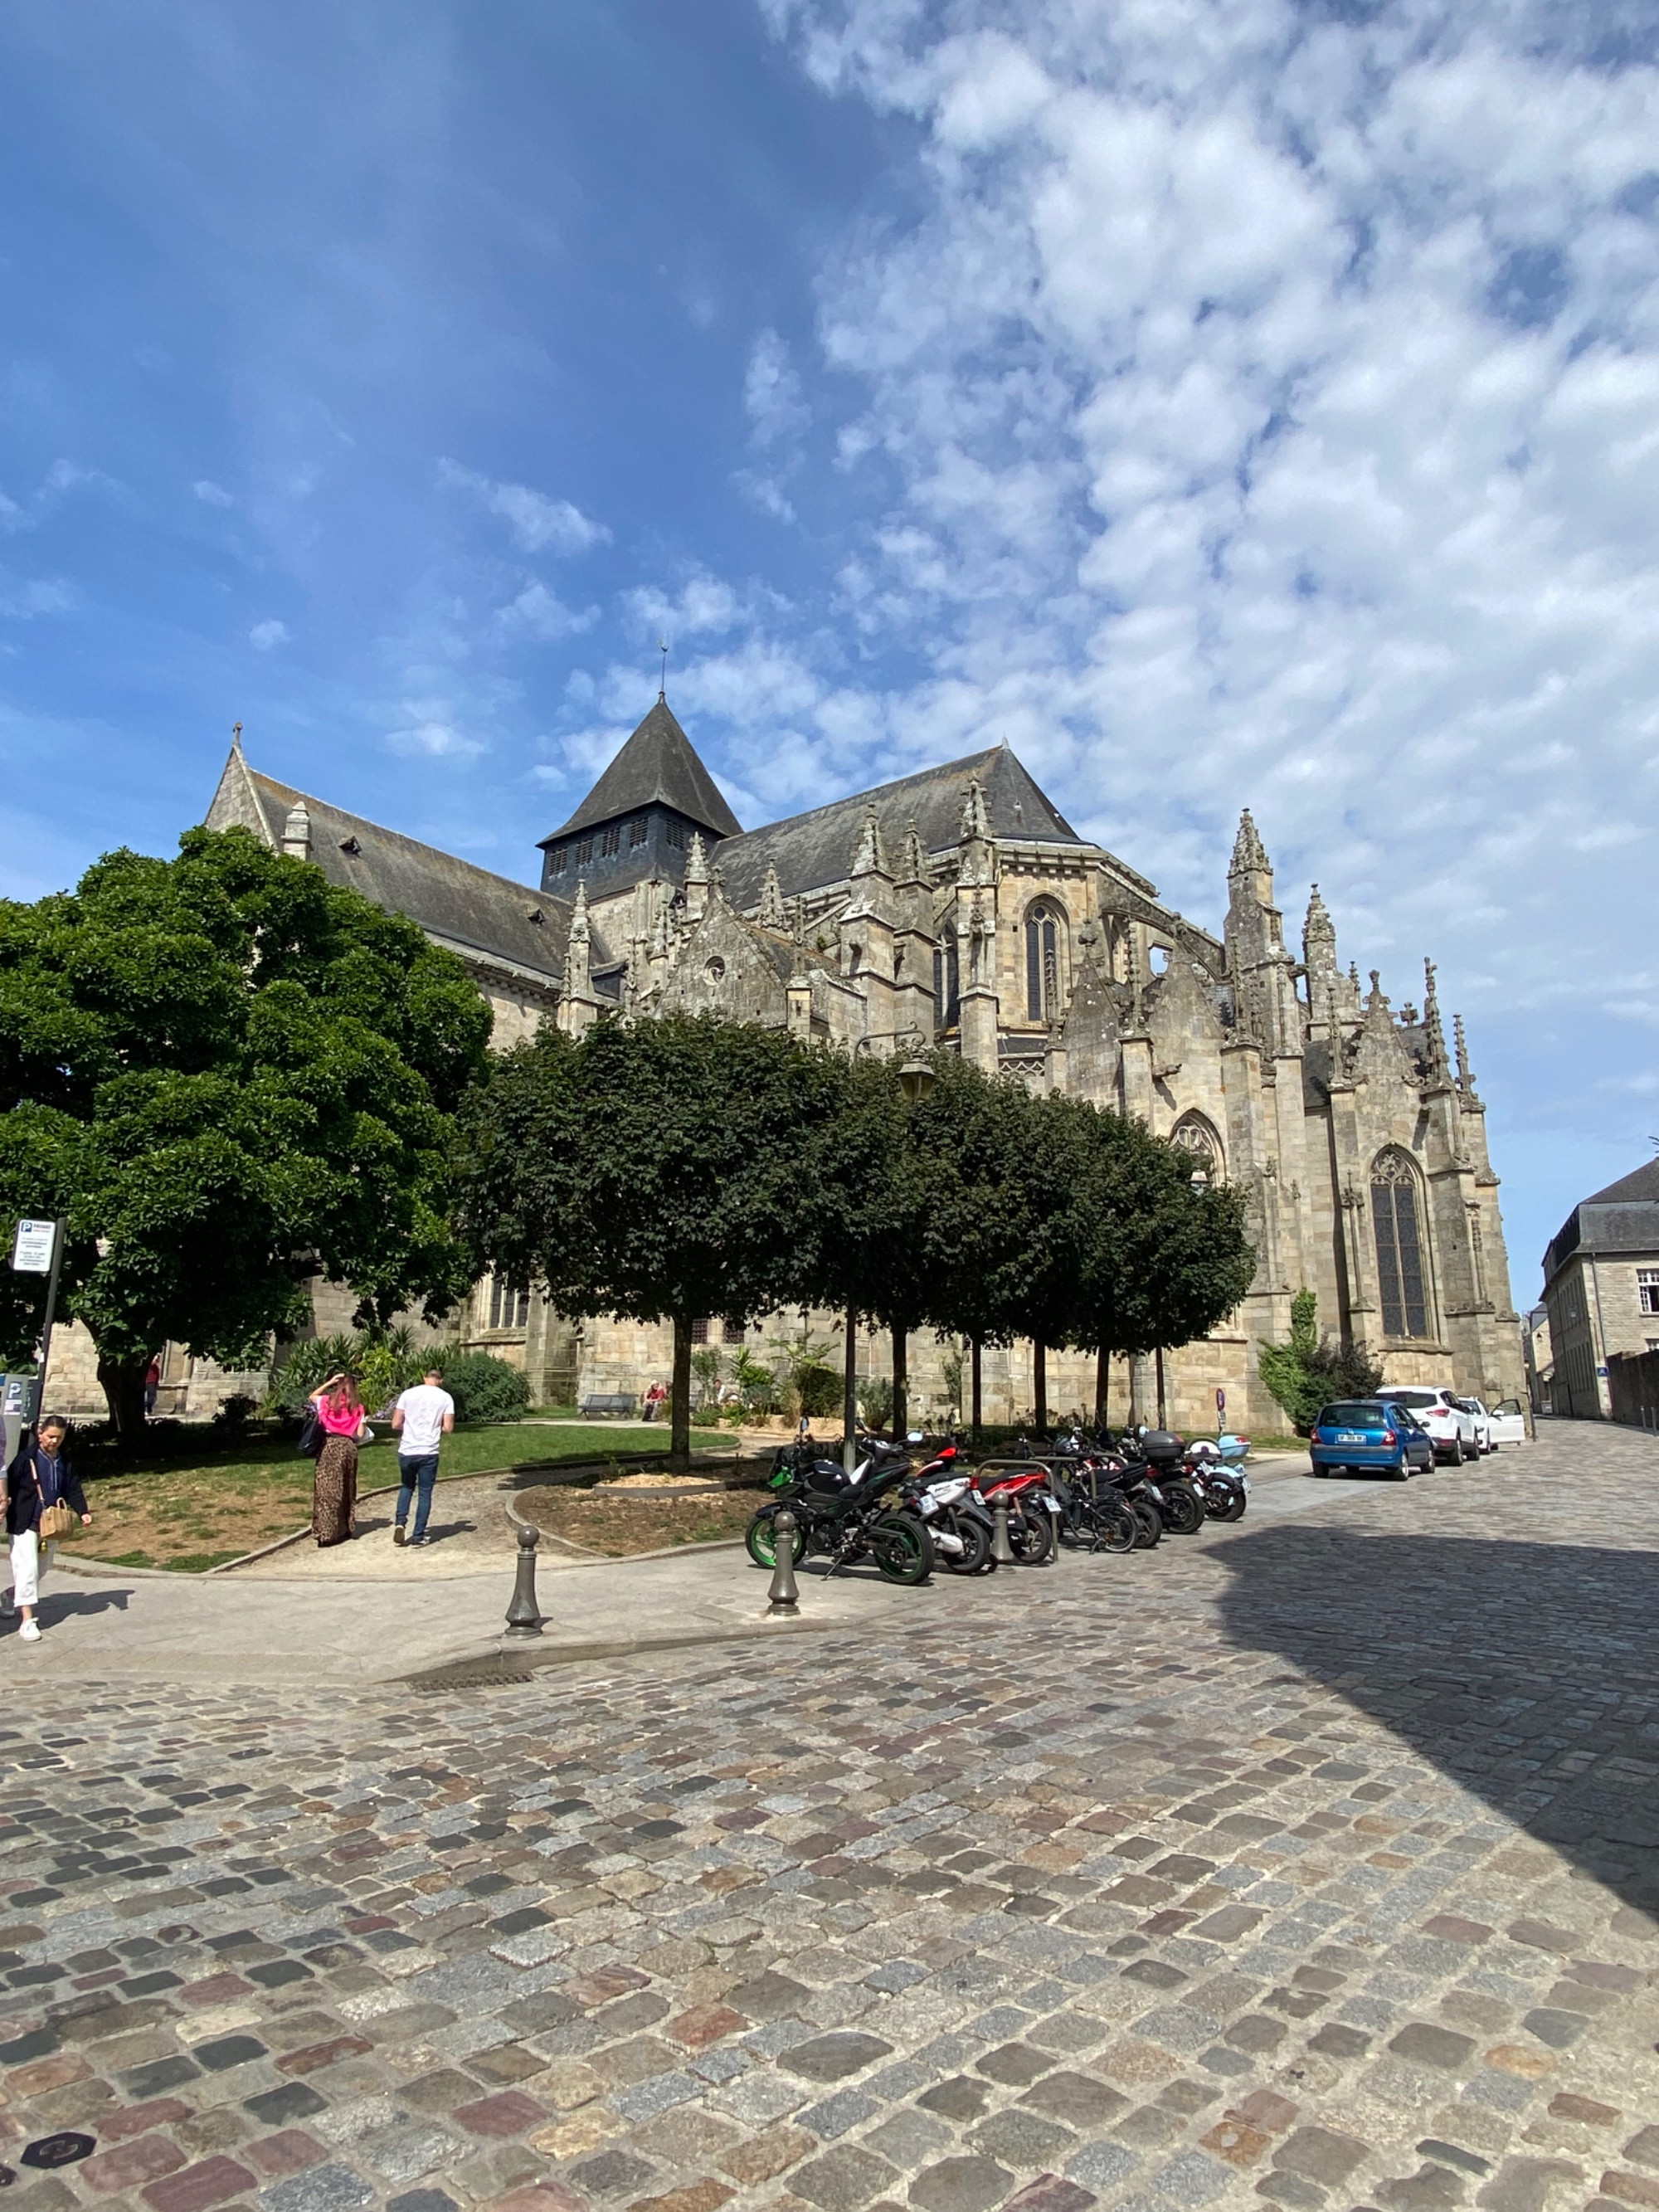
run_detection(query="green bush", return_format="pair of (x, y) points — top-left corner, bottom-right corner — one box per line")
(796, 1363), (841, 1418)
(426, 1347), (531, 1424)
(269, 1330), (530, 1424)
(859, 1376), (893, 1431)
(1258, 1289), (1384, 1435)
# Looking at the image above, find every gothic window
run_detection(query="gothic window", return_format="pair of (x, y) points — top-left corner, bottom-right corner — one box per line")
(601, 826), (620, 857)
(1024, 901), (1065, 1022)
(1371, 1149), (1428, 1339)
(629, 816), (648, 847)
(487, 1277), (532, 1332)
(1170, 1113), (1224, 1191)
(933, 927), (960, 1030)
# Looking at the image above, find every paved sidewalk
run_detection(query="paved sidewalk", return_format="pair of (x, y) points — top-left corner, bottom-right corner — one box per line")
(5, 1425), (1657, 2212)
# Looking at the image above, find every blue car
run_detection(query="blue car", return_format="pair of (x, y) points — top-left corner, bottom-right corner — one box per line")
(1309, 1399), (1432, 1480)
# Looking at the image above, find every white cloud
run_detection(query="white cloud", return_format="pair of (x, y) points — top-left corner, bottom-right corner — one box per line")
(744, 328), (809, 446)
(436, 458), (610, 554)
(384, 699), (486, 759)
(193, 479), (235, 507)
(496, 582), (598, 640)
(0, 577), (75, 621)
(248, 618), (289, 651)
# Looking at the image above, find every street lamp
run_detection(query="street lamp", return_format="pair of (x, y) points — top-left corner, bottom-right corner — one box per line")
(898, 1036), (935, 1106)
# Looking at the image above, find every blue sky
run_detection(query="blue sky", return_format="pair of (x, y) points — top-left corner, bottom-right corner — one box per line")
(4, 0), (1659, 1295)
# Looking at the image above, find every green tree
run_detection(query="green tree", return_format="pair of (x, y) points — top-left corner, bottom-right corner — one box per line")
(0, 827), (490, 1435)
(1258, 1288), (1384, 1434)
(456, 1012), (847, 1469)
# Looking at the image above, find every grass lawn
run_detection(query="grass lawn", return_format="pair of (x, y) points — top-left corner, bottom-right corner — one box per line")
(66, 1421), (729, 1572)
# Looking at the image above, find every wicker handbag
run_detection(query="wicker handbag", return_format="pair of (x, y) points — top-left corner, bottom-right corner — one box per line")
(39, 1499), (77, 1541)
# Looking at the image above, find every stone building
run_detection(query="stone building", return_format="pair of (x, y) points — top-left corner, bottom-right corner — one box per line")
(41, 702), (1527, 1427)
(1540, 1157), (1659, 1420)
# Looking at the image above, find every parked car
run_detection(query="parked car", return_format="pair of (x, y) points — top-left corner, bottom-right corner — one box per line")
(1454, 1396), (1494, 1454)
(1309, 1400), (1432, 1480)
(1485, 1397), (1527, 1445)
(1375, 1387), (1480, 1464)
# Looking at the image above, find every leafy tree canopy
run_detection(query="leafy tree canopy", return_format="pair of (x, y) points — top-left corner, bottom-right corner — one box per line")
(1258, 1288), (1384, 1434)
(0, 826), (491, 1430)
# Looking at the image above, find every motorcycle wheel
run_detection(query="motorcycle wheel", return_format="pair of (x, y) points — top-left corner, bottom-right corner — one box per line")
(1092, 1500), (1138, 1554)
(1163, 1484), (1205, 1536)
(745, 1512), (808, 1570)
(1214, 1488), (1248, 1522)
(1130, 1498), (1162, 1548)
(868, 1510), (934, 1585)
(941, 1513), (992, 1575)
(1008, 1508), (1055, 1565)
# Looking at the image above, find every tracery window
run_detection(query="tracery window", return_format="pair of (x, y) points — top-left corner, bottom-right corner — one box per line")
(933, 926), (960, 1030)
(1371, 1149), (1428, 1338)
(486, 1277), (532, 1332)
(1170, 1113), (1224, 1191)
(1024, 901), (1065, 1022)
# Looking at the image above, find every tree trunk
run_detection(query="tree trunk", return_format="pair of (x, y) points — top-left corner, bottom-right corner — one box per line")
(1095, 1346), (1111, 1431)
(971, 1337), (982, 1443)
(892, 1322), (907, 1440)
(843, 1307), (859, 1473)
(669, 1313), (693, 1472)
(97, 1357), (148, 1447)
(1033, 1341), (1048, 1437)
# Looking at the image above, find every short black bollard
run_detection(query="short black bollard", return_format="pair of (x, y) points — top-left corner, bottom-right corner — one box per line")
(990, 1496), (1016, 1566)
(505, 1521), (544, 1638)
(766, 1508), (800, 1615)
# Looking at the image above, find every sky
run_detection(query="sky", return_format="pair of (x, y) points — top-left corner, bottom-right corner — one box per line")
(4, 0), (1659, 1298)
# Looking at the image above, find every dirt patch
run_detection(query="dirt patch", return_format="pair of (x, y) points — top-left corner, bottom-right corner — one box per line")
(73, 1458), (318, 1571)
(597, 1471), (727, 1491)
(517, 1483), (761, 1557)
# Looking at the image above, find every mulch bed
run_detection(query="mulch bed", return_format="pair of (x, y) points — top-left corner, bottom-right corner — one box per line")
(515, 1482), (762, 1557)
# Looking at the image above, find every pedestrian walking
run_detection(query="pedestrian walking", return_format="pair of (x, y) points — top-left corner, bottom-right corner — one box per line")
(3, 1415), (91, 1643)
(390, 1366), (455, 1548)
(308, 1373), (369, 1547)
(144, 1355), (163, 1418)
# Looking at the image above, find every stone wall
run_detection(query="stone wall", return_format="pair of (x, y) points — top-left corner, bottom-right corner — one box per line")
(1608, 1347), (1659, 1434)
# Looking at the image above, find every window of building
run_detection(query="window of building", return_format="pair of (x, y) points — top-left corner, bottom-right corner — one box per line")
(664, 819), (687, 850)
(722, 1319), (745, 1346)
(1371, 1149), (1428, 1338)
(1170, 1113), (1224, 1191)
(601, 826), (621, 857)
(1639, 1269), (1659, 1314)
(547, 845), (567, 875)
(690, 1317), (711, 1345)
(630, 816), (648, 848)
(1024, 901), (1065, 1022)
(487, 1278), (531, 1332)
(575, 837), (593, 866)
(934, 927), (960, 1030)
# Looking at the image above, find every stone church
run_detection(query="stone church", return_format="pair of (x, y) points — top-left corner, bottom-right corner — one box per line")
(51, 698), (1525, 1428)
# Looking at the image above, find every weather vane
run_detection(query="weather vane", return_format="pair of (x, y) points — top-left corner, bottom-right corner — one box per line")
(658, 639), (669, 699)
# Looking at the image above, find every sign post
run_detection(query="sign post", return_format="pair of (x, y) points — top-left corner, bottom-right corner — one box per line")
(1215, 1386), (1226, 1434)
(10, 1217), (66, 1432)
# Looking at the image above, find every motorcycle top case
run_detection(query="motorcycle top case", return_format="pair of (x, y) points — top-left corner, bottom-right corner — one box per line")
(1139, 1430), (1184, 1464)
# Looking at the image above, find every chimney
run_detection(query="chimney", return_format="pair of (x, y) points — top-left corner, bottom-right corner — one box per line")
(281, 801), (312, 861)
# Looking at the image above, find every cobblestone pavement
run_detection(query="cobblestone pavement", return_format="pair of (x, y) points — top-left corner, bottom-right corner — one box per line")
(2, 1422), (1658, 2212)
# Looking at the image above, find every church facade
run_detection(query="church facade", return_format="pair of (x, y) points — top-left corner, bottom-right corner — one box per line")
(45, 703), (1523, 1430)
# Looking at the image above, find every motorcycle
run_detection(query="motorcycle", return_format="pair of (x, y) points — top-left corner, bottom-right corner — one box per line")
(746, 1437), (934, 1584)
(1184, 1440), (1248, 1521)
(1048, 1456), (1140, 1553)
(969, 1463), (1061, 1563)
(1127, 1431), (1207, 1535)
(898, 1449), (996, 1574)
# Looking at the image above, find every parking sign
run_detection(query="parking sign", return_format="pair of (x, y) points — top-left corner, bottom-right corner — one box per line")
(11, 1220), (56, 1274)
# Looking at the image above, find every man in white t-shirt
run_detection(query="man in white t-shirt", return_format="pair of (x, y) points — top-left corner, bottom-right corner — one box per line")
(390, 1368), (455, 1547)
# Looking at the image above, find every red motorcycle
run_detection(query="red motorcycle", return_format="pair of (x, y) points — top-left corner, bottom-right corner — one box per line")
(970, 1464), (1059, 1563)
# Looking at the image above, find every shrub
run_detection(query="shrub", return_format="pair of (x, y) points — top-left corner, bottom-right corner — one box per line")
(427, 1347), (531, 1424)
(796, 1363), (841, 1419)
(859, 1376), (893, 1432)
(1258, 1289), (1384, 1435)
(691, 1347), (724, 1410)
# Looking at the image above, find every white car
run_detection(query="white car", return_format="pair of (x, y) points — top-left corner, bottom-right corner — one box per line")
(1453, 1397), (1494, 1454)
(1376, 1387), (1481, 1464)
(1470, 1396), (1527, 1447)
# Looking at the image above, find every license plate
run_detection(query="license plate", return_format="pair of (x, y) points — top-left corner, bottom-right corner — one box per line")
(1335, 1432), (1367, 1444)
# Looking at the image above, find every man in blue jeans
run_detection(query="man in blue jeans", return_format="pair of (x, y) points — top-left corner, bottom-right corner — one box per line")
(390, 1367), (455, 1547)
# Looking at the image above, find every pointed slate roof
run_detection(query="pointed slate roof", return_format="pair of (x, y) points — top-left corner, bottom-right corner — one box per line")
(544, 697), (743, 845)
(710, 744), (1105, 913)
(1543, 1154), (1659, 1282)
(206, 747), (568, 988)
(1584, 1157), (1659, 1208)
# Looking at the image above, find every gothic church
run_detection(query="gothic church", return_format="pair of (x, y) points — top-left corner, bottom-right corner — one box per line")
(184, 698), (1525, 1431)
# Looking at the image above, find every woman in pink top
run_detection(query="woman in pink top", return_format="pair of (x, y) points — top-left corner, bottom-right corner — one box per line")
(309, 1373), (369, 1547)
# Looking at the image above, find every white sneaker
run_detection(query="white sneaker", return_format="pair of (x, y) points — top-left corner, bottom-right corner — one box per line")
(18, 1620), (41, 1643)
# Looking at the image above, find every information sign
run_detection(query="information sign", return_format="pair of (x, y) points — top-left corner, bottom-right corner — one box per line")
(11, 1220), (56, 1274)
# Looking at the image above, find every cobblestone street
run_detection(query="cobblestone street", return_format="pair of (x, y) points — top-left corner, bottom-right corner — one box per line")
(1, 1423), (1657, 2212)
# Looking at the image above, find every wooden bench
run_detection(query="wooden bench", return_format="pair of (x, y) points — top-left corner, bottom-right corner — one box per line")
(579, 1393), (638, 1420)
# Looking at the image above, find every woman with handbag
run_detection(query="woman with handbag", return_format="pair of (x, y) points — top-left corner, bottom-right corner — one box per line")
(308, 1374), (368, 1547)
(3, 1415), (91, 1643)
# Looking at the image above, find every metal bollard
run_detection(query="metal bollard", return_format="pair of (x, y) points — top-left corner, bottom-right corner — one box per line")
(766, 1508), (800, 1615)
(990, 1496), (1016, 1566)
(505, 1521), (544, 1638)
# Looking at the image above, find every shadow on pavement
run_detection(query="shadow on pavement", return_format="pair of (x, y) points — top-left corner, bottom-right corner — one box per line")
(1215, 1521), (1659, 1912)
(34, 1586), (133, 1625)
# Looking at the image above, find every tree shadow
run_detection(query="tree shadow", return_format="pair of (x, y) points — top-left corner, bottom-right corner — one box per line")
(1214, 1522), (1659, 1913)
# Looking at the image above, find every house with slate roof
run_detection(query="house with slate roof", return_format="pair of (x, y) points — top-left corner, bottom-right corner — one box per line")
(105, 696), (1523, 1427)
(1542, 1158), (1659, 1420)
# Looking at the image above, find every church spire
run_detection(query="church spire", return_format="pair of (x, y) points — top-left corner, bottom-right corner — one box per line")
(1230, 809), (1269, 878)
(758, 862), (786, 931)
(1421, 957), (1451, 1084)
(850, 804), (888, 878)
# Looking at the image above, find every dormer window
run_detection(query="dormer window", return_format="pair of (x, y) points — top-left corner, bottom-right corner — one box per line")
(339, 836), (362, 856)
(527, 908), (544, 925)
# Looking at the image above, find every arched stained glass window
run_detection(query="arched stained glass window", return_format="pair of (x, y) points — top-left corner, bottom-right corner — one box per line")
(1024, 902), (1065, 1021)
(1371, 1150), (1428, 1338)
(1171, 1113), (1224, 1190)
(933, 926), (960, 1030)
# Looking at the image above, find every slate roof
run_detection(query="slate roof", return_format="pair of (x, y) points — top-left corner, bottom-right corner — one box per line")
(544, 699), (744, 845)
(207, 748), (568, 989)
(1542, 1155), (1659, 1280)
(710, 743), (1100, 912)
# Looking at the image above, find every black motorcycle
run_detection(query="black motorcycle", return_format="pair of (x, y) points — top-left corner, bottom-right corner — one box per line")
(746, 1439), (934, 1585)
